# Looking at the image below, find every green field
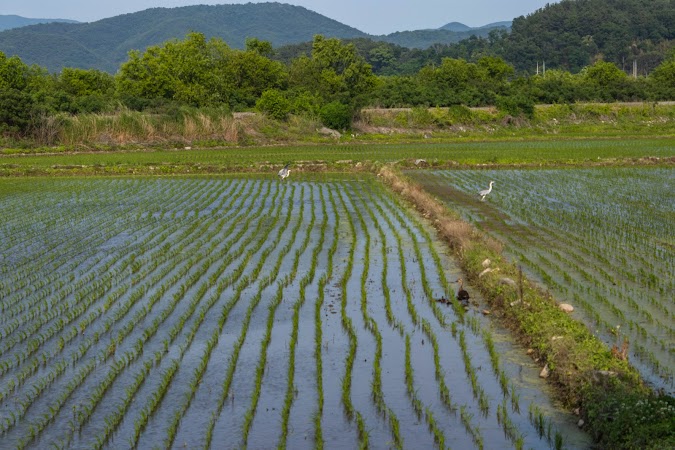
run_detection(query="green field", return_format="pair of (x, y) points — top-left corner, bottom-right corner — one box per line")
(1, 138), (674, 177)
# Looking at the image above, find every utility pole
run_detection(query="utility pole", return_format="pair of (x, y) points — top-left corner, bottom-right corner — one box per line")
(633, 59), (637, 78)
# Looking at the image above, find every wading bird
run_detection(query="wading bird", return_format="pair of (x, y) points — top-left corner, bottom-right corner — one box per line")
(278, 164), (291, 180)
(456, 278), (470, 303)
(479, 181), (495, 201)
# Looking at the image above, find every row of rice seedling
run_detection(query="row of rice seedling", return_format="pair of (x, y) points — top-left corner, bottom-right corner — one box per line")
(105, 181), (275, 447)
(129, 181), (292, 449)
(348, 185), (404, 448)
(137, 182), (288, 446)
(367, 186), (479, 447)
(358, 180), (484, 446)
(199, 185), (306, 448)
(277, 184), (331, 448)
(0, 178), (270, 444)
(312, 185), (340, 448)
(240, 186), (312, 445)
(334, 187), (370, 447)
(0, 175), (590, 448)
(0, 180), (232, 433)
(370, 177), (573, 449)
(423, 167), (673, 391)
(3, 180), (252, 445)
(75, 181), (270, 448)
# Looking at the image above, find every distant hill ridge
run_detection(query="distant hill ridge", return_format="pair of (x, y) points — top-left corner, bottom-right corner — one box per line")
(0, 3), (508, 72)
(0, 14), (78, 32)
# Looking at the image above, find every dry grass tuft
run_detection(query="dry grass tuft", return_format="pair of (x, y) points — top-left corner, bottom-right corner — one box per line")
(378, 165), (476, 251)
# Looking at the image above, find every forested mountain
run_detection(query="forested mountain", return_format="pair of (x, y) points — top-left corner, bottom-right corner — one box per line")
(1, 0), (671, 75)
(0, 3), (507, 73)
(0, 15), (78, 32)
(439, 21), (512, 32)
(489, 0), (674, 73)
(377, 25), (507, 49)
(361, 0), (674, 75)
(274, 38), (473, 76)
(0, 3), (368, 72)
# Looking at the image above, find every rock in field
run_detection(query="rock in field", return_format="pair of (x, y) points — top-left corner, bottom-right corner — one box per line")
(559, 303), (574, 313)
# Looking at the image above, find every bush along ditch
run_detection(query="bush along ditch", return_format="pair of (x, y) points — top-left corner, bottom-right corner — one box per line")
(376, 164), (675, 450)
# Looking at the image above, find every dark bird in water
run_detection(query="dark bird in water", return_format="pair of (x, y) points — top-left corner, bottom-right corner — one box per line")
(278, 163), (291, 180)
(456, 278), (470, 303)
(436, 296), (449, 305)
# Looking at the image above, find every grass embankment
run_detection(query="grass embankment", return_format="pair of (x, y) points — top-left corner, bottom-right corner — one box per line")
(1, 102), (674, 155)
(376, 165), (675, 450)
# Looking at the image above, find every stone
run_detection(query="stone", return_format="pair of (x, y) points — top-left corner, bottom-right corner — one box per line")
(577, 419), (584, 428)
(539, 364), (550, 378)
(479, 267), (499, 278)
(526, 348), (534, 355)
(499, 277), (517, 287)
(559, 303), (574, 313)
(482, 309), (490, 315)
(481, 258), (491, 268)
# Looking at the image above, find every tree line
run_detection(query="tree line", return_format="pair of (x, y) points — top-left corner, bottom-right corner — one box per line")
(1, 32), (674, 136)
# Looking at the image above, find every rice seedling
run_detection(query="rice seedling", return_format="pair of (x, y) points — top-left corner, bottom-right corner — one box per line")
(0, 175), (594, 448)
(421, 167), (674, 389)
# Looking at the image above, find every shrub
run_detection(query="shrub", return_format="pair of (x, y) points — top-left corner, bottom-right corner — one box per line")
(319, 101), (352, 130)
(496, 94), (535, 119)
(256, 89), (291, 120)
(583, 382), (675, 450)
(0, 88), (37, 134)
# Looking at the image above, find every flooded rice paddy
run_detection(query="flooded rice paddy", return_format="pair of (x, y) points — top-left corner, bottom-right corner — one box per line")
(410, 167), (674, 395)
(0, 176), (590, 448)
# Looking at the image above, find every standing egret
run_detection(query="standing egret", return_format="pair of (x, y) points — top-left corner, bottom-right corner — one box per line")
(479, 181), (495, 201)
(278, 164), (291, 180)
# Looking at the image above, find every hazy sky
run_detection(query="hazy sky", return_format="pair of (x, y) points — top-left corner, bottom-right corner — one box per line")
(1, 1), (558, 35)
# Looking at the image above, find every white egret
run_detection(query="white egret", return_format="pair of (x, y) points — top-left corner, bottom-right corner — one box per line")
(278, 164), (291, 180)
(479, 181), (495, 201)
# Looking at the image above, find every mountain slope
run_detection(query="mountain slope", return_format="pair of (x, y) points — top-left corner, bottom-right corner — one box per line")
(0, 3), (368, 72)
(0, 15), (78, 32)
(379, 24), (508, 49)
(0, 3), (508, 73)
(501, 0), (675, 72)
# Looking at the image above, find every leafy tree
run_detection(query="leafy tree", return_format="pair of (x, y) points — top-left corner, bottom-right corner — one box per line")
(59, 68), (115, 97)
(0, 51), (48, 133)
(649, 54), (675, 99)
(0, 88), (36, 133)
(289, 35), (377, 108)
(0, 52), (32, 91)
(531, 69), (581, 103)
(245, 38), (274, 57)
(582, 60), (628, 86)
(256, 89), (291, 120)
(116, 32), (287, 109)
